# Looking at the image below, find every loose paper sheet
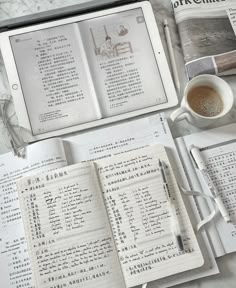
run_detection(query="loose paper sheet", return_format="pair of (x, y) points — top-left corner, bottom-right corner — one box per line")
(179, 123), (236, 256)
(0, 138), (67, 288)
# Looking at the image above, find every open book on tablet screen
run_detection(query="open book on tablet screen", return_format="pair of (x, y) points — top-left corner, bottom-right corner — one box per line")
(0, 1), (178, 141)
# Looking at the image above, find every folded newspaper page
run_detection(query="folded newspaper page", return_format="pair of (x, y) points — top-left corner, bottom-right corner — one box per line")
(172, 0), (236, 79)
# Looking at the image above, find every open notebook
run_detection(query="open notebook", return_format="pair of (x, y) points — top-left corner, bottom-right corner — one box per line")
(0, 114), (218, 288)
(176, 122), (236, 257)
(16, 144), (204, 288)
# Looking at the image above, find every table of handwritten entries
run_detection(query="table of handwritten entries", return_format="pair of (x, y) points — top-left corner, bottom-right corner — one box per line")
(200, 140), (236, 244)
(202, 140), (236, 218)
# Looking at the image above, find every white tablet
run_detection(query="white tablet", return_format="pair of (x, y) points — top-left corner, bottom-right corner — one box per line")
(0, 1), (178, 141)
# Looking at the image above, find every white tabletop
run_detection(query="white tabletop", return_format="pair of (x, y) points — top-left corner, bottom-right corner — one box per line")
(0, 0), (236, 287)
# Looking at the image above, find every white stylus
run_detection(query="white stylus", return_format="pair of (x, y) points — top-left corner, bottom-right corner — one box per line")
(163, 19), (180, 93)
(190, 145), (231, 223)
(159, 159), (184, 251)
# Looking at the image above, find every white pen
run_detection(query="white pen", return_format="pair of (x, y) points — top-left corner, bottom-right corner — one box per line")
(158, 159), (184, 251)
(163, 19), (180, 93)
(190, 145), (231, 223)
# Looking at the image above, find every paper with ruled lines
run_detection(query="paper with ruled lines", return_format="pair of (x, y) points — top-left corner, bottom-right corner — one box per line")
(17, 162), (125, 288)
(95, 144), (204, 287)
(177, 123), (236, 256)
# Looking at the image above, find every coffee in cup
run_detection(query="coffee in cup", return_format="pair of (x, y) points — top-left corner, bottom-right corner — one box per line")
(170, 75), (234, 128)
(187, 86), (224, 117)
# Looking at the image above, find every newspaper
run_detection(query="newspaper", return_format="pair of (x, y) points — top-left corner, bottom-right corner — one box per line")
(172, 0), (236, 79)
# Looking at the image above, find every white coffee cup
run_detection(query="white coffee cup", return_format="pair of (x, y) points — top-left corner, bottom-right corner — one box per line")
(170, 74), (234, 128)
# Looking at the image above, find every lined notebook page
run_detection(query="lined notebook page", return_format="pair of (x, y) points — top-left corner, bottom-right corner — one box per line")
(17, 162), (125, 288)
(185, 138), (236, 254)
(95, 144), (204, 287)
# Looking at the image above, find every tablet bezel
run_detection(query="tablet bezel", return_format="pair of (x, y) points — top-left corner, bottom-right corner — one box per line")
(0, 1), (178, 141)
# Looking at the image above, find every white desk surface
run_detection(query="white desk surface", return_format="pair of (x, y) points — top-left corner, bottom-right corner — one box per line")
(1, 0), (236, 287)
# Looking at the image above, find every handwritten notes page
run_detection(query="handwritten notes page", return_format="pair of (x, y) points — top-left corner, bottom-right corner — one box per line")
(96, 144), (204, 287)
(17, 163), (125, 288)
(177, 122), (236, 257)
(196, 140), (236, 254)
(0, 138), (67, 288)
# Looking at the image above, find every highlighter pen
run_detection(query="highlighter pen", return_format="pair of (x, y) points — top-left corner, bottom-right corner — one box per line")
(158, 159), (184, 251)
(190, 145), (231, 223)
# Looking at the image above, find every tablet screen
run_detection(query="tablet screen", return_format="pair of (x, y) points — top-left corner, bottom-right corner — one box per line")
(9, 7), (167, 135)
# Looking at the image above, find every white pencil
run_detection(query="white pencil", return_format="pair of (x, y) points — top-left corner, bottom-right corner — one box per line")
(163, 19), (180, 93)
